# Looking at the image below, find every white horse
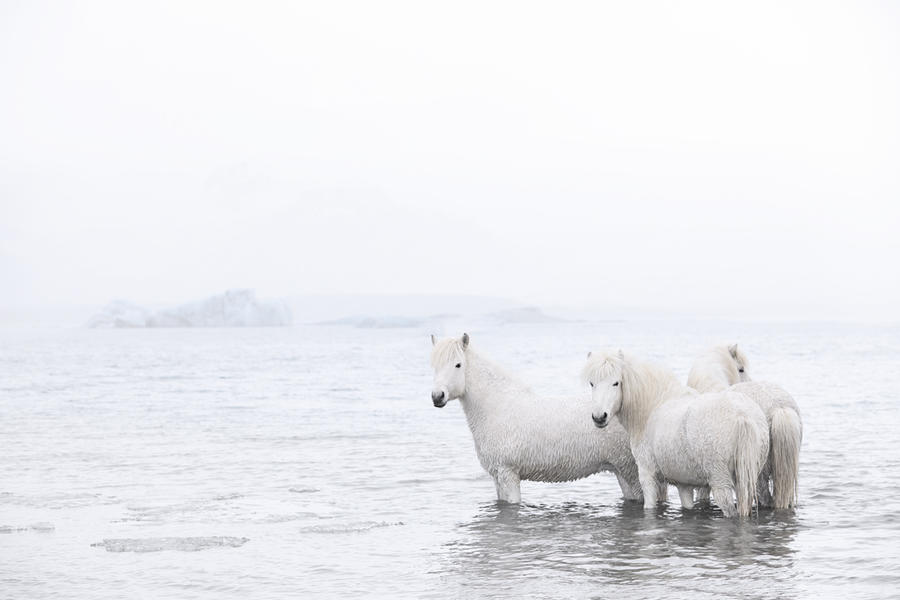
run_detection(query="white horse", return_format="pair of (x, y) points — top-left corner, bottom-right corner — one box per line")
(429, 333), (643, 504)
(687, 344), (802, 509)
(584, 350), (769, 517)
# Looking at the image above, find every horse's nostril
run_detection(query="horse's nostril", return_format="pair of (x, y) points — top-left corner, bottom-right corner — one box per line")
(592, 412), (608, 426)
(431, 391), (445, 402)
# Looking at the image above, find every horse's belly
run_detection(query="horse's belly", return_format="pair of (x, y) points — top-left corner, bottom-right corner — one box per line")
(520, 459), (605, 483)
(655, 455), (706, 486)
(651, 435), (706, 486)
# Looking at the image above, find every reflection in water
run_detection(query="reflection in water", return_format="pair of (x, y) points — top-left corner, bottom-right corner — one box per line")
(439, 500), (800, 598)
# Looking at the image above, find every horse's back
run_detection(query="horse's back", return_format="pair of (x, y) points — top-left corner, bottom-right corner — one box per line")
(647, 391), (766, 485)
(731, 381), (801, 425)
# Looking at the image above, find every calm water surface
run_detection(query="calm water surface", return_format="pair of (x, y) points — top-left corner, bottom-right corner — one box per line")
(1, 321), (899, 599)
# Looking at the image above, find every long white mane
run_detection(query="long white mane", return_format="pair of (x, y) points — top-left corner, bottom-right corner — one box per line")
(687, 344), (749, 393)
(583, 351), (686, 438)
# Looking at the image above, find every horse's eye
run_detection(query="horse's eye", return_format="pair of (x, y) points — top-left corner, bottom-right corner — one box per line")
(739, 368), (744, 373)
(612, 381), (619, 387)
(455, 363), (461, 368)
(589, 382), (594, 387)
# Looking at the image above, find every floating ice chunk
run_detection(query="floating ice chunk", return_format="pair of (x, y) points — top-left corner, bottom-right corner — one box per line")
(0, 522), (55, 533)
(297, 521), (403, 534)
(91, 536), (249, 552)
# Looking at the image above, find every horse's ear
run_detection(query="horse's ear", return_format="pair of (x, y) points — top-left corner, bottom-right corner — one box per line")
(617, 349), (624, 360)
(728, 344), (738, 358)
(461, 333), (470, 349)
(586, 351), (592, 359)
(431, 334), (437, 346)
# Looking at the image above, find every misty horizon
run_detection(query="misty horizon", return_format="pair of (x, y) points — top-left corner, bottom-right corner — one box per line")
(3, 2), (899, 323)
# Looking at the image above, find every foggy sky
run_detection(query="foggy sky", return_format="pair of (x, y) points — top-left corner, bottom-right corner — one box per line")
(2, 1), (899, 321)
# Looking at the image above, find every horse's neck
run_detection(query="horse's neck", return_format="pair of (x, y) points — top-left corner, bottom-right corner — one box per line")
(690, 370), (728, 393)
(621, 363), (687, 442)
(459, 350), (530, 424)
(688, 353), (732, 393)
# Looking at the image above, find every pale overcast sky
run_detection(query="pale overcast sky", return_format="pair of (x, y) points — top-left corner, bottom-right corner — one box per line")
(2, 1), (898, 320)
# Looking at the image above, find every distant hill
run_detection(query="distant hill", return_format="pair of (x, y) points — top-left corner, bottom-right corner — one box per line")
(484, 306), (567, 325)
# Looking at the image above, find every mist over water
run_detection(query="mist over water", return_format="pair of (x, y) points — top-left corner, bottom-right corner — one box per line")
(1, 320), (898, 598)
(3, 2), (899, 322)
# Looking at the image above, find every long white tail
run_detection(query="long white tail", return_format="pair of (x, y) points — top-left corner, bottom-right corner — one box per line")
(770, 407), (802, 509)
(733, 416), (767, 517)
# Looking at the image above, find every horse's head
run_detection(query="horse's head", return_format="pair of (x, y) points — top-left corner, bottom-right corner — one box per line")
(727, 343), (751, 383)
(583, 349), (626, 428)
(429, 333), (470, 408)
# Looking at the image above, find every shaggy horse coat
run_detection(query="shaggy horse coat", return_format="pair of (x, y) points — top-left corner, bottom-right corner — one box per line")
(585, 350), (769, 517)
(430, 334), (641, 504)
(688, 344), (802, 509)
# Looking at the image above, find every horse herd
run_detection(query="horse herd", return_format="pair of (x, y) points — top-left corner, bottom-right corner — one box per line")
(429, 334), (802, 518)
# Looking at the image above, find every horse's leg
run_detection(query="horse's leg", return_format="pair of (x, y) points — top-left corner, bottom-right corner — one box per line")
(676, 484), (695, 510)
(637, 463), (659, 510)
(757, 466), (774, 509)
(657, 480), (668, 503)
(695, 486), (710, 504)
(494, 469), (521, 504)
(711, 485), (737, 518)
(615, 471), (641, 501)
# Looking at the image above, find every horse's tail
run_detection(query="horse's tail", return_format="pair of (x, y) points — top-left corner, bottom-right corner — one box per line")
(733, 413), (767, 517)
(770, 407), (802, 509)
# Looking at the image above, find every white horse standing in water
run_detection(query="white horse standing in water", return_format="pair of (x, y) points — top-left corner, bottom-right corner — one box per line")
(688, 344), (802, 509)
(429, 334), (644, 504)
(584, 350), (769, 517)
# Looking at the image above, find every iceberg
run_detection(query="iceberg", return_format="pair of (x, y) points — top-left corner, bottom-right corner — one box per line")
(85, 300), (150, 328)
(88, 289), (291, 328)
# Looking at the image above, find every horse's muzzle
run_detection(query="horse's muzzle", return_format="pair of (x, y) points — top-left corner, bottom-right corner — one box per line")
(432, 390), (447, 408)
(592, 412), (608, 428)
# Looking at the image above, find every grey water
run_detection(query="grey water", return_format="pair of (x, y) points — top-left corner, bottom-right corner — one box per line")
(1, 320), (899, 599)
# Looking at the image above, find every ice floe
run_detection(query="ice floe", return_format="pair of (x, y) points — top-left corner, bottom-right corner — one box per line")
(0, 522), (55, 533)
(91, 536), (249, 552)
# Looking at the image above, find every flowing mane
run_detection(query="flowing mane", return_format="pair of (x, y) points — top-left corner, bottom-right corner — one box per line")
(687, 344), (749, 393)
(583, 351), (686, 439)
